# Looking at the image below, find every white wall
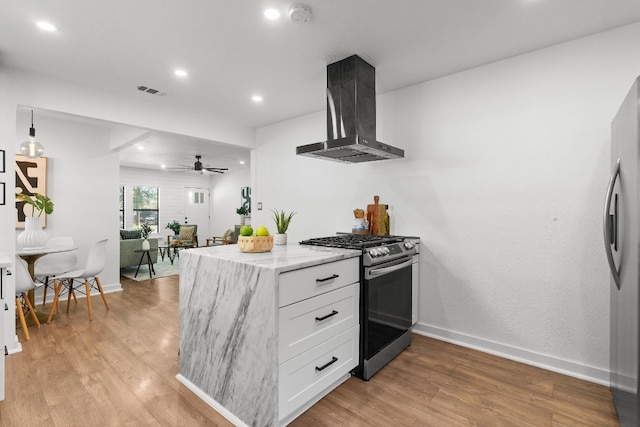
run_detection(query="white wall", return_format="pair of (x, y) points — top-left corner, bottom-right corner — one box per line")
(210, 168), (252, 236)
(253, 23), (640, 384)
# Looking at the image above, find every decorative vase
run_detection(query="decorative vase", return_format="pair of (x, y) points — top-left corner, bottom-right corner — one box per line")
(274, 233), (287, 245)
(142, 238), (150, 250)
(239, 215), (246, 226)
(17, 216), (48, 249)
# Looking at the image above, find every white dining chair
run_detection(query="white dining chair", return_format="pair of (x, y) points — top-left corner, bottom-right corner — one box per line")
(15, 256), (42, 341)
(49, 239), (109, 322)
(34, 236), (78, 307)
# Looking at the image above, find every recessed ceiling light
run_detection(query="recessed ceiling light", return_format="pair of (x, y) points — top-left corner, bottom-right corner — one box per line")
(252, 95), (263, 102)
(161, 164), (166, 169)
(174, 69), (188, 77)
(264, 8), (280, 20)
(137, 145), (144, 151)
(239, 160), (245, 165)
(36, 21), (57, 32)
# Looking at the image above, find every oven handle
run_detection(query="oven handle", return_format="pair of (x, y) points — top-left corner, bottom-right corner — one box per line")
(366, 258), (413, 278)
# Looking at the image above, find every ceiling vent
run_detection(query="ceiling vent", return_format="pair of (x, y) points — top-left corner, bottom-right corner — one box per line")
(136, 85), (167, 97)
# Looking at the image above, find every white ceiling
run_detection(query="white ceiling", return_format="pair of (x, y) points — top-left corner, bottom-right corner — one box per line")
(4, 0), (640, 170)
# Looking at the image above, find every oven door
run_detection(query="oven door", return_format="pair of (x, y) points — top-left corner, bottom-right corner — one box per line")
(363, 257), (413, 360)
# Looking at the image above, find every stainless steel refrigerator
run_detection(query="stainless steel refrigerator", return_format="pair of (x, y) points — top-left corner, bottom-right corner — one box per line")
(606, 76), (640, 426)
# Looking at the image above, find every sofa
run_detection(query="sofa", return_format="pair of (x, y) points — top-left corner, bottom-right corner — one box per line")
(120, 230), (158, 269)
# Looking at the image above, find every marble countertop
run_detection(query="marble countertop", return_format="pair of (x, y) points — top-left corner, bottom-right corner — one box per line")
(0, 252), (11, 268)
(183, 243), (361, 274)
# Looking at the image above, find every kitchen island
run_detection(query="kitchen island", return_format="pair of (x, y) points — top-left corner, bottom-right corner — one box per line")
(177, 244), (361, 426)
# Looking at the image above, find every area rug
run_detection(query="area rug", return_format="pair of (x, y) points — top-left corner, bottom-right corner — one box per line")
(120, 258), (179, 281)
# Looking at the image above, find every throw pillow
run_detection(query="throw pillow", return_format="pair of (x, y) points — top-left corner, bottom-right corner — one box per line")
(120, 230), (142, 240)
(179, 226), (195, 241)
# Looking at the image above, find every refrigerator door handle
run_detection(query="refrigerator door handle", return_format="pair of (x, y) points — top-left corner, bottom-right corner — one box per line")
(603, 157), (621, 289)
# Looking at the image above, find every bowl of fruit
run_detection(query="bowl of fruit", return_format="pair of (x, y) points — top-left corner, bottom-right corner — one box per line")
(237, 225), (274, 253)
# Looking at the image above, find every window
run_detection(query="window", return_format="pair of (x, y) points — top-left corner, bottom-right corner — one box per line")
(119, 186), (125, 229)
(132, 186), (159, 232)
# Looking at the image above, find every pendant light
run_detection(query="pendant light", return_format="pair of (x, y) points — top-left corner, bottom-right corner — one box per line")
(19, 110), (45, 158)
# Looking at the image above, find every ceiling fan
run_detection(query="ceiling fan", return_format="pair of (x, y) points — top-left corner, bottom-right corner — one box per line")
(168, 155), (228, 174)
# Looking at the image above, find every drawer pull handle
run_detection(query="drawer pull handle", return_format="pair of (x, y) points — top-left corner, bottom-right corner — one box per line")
(315, 310), (338, 322)
(315, 356), (338, 372)
(316, 274), (339, 283)
(4, 345), (7, 356)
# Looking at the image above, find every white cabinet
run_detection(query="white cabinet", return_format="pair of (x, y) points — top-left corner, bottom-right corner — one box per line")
(277, 258), (360, 424)
(178, 247), (361, 426)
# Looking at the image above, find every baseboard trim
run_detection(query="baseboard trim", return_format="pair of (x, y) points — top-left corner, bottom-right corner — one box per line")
(411, 323), (610, 386)
(176, 374), (249, 427)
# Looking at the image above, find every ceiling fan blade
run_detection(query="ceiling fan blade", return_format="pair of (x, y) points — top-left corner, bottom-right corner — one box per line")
(204, 167), (228, 173)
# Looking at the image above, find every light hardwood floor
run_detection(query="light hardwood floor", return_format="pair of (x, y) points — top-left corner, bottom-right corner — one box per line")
(0, 274), (620, 426)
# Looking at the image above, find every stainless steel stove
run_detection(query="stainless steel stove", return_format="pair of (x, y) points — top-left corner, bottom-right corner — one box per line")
(300, 234), (417, 380)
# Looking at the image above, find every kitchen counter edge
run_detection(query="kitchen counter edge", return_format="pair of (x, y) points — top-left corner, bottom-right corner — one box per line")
(182, 243), (361, 274)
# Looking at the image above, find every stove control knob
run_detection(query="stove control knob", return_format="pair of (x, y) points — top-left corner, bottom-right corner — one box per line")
(369, 248), (379, 257)
(381, 247), (390, 255)
(404, 242), (415, 250)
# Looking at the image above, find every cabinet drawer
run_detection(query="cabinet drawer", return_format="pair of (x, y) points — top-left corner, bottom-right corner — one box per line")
(279, 283), (358, 362)
(279, 257), (359, 307)
(279, 325), (359, 421)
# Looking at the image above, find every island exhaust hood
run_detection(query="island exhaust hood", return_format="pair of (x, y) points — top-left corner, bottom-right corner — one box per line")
(296, 55), (404, 163)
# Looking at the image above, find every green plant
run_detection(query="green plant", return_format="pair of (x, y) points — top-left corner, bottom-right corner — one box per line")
(139, 223), (152, 239)
(236, 206), (250, 216)
(16, 192), (54, 217)
(272, 209), (296, 234)
(165, 220), (181, 235)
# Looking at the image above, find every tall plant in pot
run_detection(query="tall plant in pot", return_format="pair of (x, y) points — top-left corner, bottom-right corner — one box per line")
(16, 192), (54, 249)
(236, 206), (249, 226)
(272, 209), (296, 245)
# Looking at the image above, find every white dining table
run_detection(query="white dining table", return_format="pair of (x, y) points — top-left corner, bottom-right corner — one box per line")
(16, 245), (77, 323)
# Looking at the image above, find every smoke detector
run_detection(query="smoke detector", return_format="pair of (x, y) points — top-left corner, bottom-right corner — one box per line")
(289, 4), (312, 23)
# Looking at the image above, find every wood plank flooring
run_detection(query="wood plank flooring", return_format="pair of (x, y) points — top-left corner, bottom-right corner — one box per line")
(0, 274), (620, 426)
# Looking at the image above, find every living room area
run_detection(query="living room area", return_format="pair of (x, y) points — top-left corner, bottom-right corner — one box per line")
(7, 104), (252, 355)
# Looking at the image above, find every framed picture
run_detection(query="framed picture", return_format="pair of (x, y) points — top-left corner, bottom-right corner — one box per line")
(241, 187), (251, 217)
(0, 149), (5, 173)
(15, 155), (48, 228)
(0, 182), (5, 205)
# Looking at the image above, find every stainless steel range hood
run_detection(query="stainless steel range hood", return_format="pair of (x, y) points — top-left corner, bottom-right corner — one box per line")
(296, 55), (404, 163)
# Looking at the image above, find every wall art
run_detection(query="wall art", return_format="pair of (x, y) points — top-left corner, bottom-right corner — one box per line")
(15, 155), (48, 228)
(241, 186), (251, 217)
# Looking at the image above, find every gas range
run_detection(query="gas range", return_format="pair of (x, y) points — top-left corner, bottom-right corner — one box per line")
(299, 234), (417, 266)
(301, 233), (418, 380)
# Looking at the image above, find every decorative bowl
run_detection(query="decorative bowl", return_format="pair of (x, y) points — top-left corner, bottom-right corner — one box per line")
(238, 235), (274, 253)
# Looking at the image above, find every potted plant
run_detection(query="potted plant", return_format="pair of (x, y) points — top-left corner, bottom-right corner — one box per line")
(272, 209), (296, 245)
(165, 220), (181, 235)
(139, 223), (152, 250)
(16, 192), (54, 248)
(236, 206), (250, 225)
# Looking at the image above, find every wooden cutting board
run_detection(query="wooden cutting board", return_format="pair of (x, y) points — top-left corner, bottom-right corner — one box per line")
(367, 195), (390, 235)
